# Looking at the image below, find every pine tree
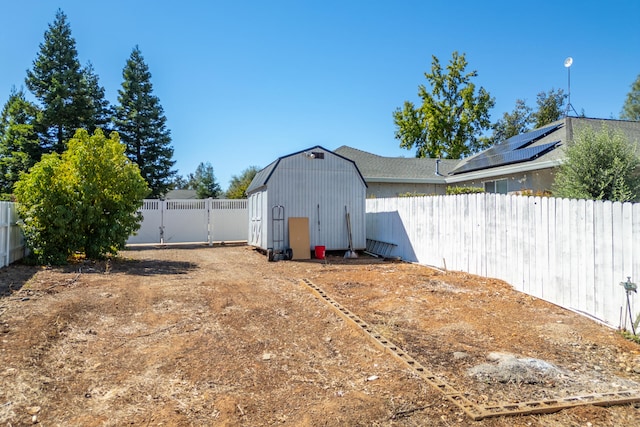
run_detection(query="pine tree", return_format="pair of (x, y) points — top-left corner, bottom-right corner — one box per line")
(82, 62), (112, 132)
(25, 9), (96, 153)
(0, 88), (41, 199)
(114, 46), (176, 198)
(621, 74), (640, 121)
(191, 162), (222, 199)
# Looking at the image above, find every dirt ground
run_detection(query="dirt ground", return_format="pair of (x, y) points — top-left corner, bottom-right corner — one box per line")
(1, 245), (640, 426)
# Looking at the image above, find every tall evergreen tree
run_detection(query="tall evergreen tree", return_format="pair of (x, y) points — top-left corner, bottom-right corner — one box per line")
(25, 9), (95, 153)
(114, 46), (175, 198)
(82, 62), (112, 132)
(190, 162), (222, 199)
(0, 88), (41, 199)
(621, 73), (640, 121)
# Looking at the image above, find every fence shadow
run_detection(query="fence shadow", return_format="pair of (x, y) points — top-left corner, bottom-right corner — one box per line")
(366, 210), (417, 262)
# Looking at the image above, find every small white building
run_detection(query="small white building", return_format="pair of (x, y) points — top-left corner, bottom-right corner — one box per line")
(247, 146), (367, 257)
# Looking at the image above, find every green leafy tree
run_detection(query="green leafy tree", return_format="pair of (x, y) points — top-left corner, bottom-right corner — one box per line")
(113, 46), (176, 198)
(189, 162), (221, 199)
(552, 123), (640, 202)
(25, 9), (98, 153)
(393, 51), (495, 159)
(226, 166), (259, 198)
(490, 99), (533, 143)
(14, 129), (148, 264)
(621, 73), (640, 121)
(0, 88), (42, 199)
(532, 89), (566, 128)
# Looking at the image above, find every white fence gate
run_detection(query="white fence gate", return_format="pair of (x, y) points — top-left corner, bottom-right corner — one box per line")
(127, 199), (248, 245)
(0, 201), (26, 268)
(366, 194), (640, 330)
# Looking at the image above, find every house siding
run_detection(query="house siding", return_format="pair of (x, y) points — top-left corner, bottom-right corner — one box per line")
(366, 182), (447, 198)
(453, 168), (556, 194)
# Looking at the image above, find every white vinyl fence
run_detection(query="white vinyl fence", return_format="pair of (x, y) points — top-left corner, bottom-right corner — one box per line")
(0, 201), (26, 268)
(127, 199), (248, 245)
(367, 194), (640, 329)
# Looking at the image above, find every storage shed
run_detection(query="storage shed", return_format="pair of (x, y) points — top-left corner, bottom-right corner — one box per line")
(247, 146), (367, 259)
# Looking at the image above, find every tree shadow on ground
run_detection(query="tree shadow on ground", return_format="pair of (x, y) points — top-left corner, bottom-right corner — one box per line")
(111, 258), (198, 276)
(0, 263), (39, 296)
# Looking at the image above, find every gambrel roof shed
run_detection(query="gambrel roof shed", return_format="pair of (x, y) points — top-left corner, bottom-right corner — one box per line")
(247, 146), (367, 256)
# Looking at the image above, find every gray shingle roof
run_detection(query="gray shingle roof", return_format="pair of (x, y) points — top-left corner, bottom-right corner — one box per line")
(334, 146), (456, 183)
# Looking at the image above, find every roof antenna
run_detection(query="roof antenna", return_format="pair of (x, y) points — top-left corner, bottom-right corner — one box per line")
(564, 57), (578, 116)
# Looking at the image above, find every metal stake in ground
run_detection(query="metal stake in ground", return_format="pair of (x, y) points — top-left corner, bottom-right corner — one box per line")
(620, 277), (638, 335)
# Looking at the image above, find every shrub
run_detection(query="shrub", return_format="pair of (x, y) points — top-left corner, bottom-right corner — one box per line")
(514, 189), (552, 197)
(446, 186), (485, 195)
(552, 123), (640, 202)
(14, 129), (148, 264)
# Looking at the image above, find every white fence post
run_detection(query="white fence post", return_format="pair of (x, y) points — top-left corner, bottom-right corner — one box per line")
(0, 201), (26, 269)
(2, 201), (9, 268)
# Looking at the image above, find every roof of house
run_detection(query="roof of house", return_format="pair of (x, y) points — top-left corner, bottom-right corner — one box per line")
(333, 146), (457, 184)
(446, 117), (640, 182)
(164, 189), (197, 199)
(246, 145), (366, 194)
(335, 117), (640, 185)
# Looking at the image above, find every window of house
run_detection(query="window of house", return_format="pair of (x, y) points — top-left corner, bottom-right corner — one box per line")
(484, 179), (508, 194)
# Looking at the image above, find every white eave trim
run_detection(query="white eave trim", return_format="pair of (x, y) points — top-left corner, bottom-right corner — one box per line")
(444, 159), (563, 183)
(366, 176), (448, 184)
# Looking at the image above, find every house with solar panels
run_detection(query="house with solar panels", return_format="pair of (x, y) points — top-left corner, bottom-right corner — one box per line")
(337, 117), (640, 197)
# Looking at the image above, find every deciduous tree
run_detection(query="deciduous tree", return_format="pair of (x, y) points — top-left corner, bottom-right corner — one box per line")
(14, 129), (148, 264)
(532, 89), (566, 128)
(393, 51), (495, 159)
(226, 166), (259, 199)
(490, 99), (533, 143)
(113, 46), (176, 198)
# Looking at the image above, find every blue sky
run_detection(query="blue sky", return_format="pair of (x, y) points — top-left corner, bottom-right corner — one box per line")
(1, 1), (639, 191)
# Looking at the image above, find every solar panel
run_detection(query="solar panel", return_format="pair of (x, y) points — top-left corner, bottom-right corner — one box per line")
(504, 122), (562, 150)
(449, 123), (564, 175)
(451, 141), (560, 174)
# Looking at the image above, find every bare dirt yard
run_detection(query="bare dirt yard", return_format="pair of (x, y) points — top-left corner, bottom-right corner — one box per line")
(1, 245), (640, 426)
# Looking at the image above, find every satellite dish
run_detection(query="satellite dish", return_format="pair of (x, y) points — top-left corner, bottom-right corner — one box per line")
(564, 57), (573, 68)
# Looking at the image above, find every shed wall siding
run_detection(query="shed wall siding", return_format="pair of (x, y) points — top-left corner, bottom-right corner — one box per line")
(247, 149), (366, 252)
